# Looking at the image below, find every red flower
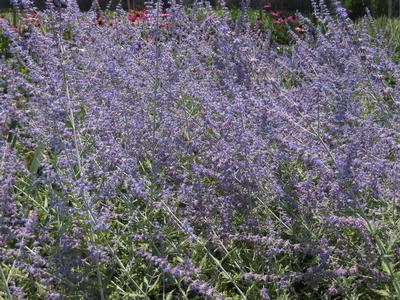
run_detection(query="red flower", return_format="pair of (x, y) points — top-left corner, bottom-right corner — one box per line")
(287, 15), (296, 22)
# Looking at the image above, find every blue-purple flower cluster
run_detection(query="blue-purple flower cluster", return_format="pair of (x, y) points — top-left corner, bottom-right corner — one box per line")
(1, 0), (400, 298)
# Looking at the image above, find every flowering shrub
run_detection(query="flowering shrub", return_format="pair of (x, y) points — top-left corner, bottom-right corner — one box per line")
(247, 4), (303, 44)
(1, 0), (400, 299)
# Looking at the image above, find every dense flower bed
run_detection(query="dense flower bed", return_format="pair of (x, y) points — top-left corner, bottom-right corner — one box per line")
(1, 0), (400, 299)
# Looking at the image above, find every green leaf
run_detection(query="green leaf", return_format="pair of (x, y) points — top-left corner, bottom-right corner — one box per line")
(165, 290), (175, 300)
(148, 276), (160, 292)
(199, 254), (208, 269)
(29, 142), (44, 175)
(371, 289), (392, 297)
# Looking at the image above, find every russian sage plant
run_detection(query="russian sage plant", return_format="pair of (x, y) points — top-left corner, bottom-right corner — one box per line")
(1, 0), (400, 298)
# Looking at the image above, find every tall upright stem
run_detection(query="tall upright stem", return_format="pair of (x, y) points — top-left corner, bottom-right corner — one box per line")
(57, 33), (105, 300)
(0, 266), (12, 300)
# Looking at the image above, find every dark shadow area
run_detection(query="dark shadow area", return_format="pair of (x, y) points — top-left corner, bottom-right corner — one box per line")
(0, 0), (397, 17)
(0, 0), (305, 11)
(0, 0), (130, 11)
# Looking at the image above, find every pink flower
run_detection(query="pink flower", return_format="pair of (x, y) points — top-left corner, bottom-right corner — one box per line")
(128, 10), (147, 25)
(273, 17), (286, 24)
(263, 3), (272, 10)
(160, 22), (171, 29)
(295, 26), (305, 33)
(271, 10), (281, 17)
(96, 13), (104, 26)
(287, 15), (297, 22)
